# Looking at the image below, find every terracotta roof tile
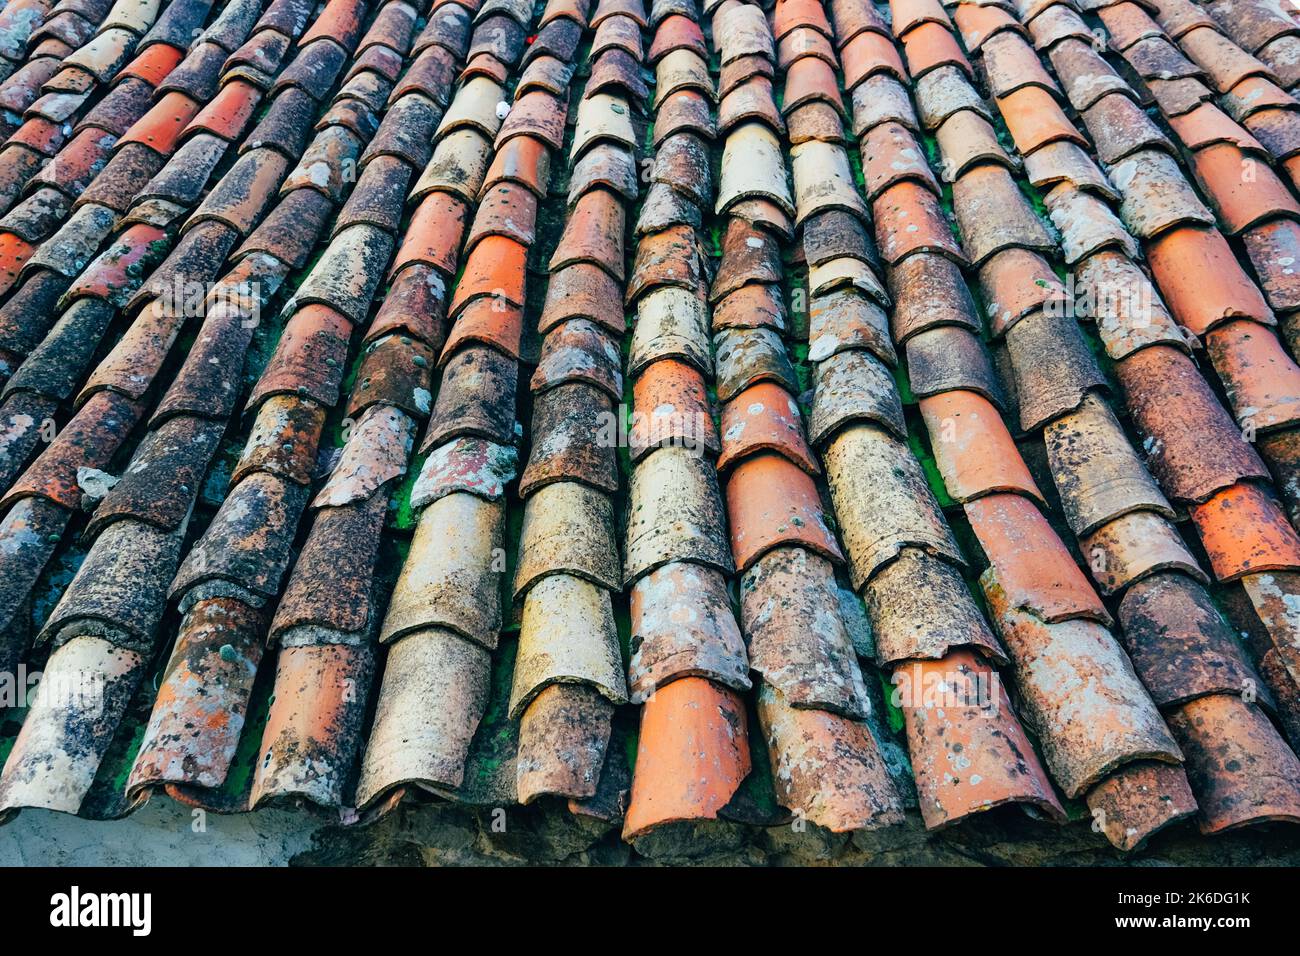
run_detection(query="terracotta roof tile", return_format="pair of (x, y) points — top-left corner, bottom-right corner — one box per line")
(382, 492), (506, 648)
(1147, 224), (1274, 334)
(1119, 570), (1267, 709)
(722, 451), (843, 572)
(983, 567), (1181, 797)
(921, 388), (1043, 503)
(999, 83), (1088, 152)
(860, 120), (936, 201)
(655, 47), (711, 105)
(1003, 310), (1106, 430)
(977, 247), (1066, 336)
(842, 28), (907, 91)
(1168, 693), (1300, 832)
(1117, 344), (1271, 502)
(622, 677), (750, 841)
(824, 423), (964, 589)
(185, 77), (260, 141)
(1191, 481), (1300, 579)
(422, 344), (519, 448)
(9, 0), (1300, 855)
(850, 73), (918, 136)
(967, 491), (1113, 625)
(908, 322), (1007, 409)
(1085, 760), (1198, 852)
(807, 286), (892, 363)
(126, 596), (265, 799)
(915, 63), (990, 130)
(888, 250), (981, 342)
(1182, 24), (1276, 92)
(513, 478), (620, 597)
(1045, 35), (1128, 111)
(953, 163), (1055, 265)
(1081, 510), (1206, 595)
(625, 446), (734, 582)
(0, 635), (144, 816)
(628, 356), (719, 461)
(517, 381), (618, 495)
(626, 558), (747, 700)
(510, 572), (626, 718)
(1206, 320), (1300, 432)
(902, 20), (972, 80)
(1044, 393), (1175, 535)
(936, 108), (1016, 177)
(873, 179), (965, 264)
(809, 346), (905, 445)
(893, 649), (1066, 827)
(261, 641), (380, 808)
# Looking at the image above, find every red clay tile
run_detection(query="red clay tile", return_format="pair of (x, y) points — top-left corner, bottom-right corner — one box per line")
(982, 570), (1181, 797)
(648, 13), (704, 61)
(1119, 570), (1264, 707)
(184, 78), (260, 142)
(902, 21), (972, 79)
(823, 423), (963, 589)
(718, 75), (783, 135)
(977, 248), (1067, 337)
(919, 390), (1043, 504)
(622, 676), (751, 842)
(540, 262), (626, 336)
(935, 109), (1014, 179)
(888, 0), (946, 38)
(1206, 319), (1300, 432)
(1191, 141), (1300, 234)
(774, 0), (832, 40)
(718, 382), (817, 474)
(115, 38), (182, 86)
(1085, 760), (1198, 852)
(126, 596), (265, 798)
(887, 250), (980, 343)
(893, 649), (1066, 828)
(2, 389), (143, 511)
(1168, 693), (1300, 832)
(758, 682), (903, 832)
(482, 132), (551, 198)
(1171, 101), (1266, 153)
(440, 296), (524, 364)
(965, 492), (1112, 626)
(1147, 225), (1275, 334)
(807, 287), (893, 364)
(861, 120), (937, 200)
(953, 2), (1023, 52)
(519, 379), (618, 492)
(1182, 25), (1276, 92)
(1242, 218), (1300, 313)
(1190, 481), (1300, 580)
(953, 163), (1055, 265)
(390, 192), (470, 280)
(872, 180), (964, 265)
(0, 233), (35, 297)
(998, 85), (1089, 154)
(777, 25), (837, 72)
(841, 29), (907, 90)
(628, 357), (719, 462)
(253, 642), (376, 809)
(1117, 344), (1271, 503)
(548, 186), (626, 280)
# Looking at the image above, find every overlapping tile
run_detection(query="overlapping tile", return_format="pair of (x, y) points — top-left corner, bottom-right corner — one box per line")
(961, 0), (1300, 841)
(355, 0), (581, 817)
(0, 0), (1295, 857)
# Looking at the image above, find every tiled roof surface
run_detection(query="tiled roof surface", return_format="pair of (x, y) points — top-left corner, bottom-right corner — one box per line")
(0, 0), (1297, 861)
